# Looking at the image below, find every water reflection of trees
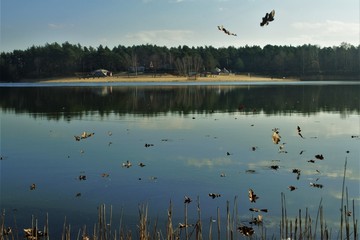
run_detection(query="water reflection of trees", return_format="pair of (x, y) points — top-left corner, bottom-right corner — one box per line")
(0, 85), (359, 121)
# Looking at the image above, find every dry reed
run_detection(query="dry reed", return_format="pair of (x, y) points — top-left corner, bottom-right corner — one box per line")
(1, 158), (358, 240)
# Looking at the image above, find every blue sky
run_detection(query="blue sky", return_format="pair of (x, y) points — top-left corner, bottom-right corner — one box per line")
(1, 0), (359, 52)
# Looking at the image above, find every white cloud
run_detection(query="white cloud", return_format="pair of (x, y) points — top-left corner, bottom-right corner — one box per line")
(125, 29), (195, 46)
(290, 20), (360, 46)
(186, 157), (233, 168)
(292, 20), (359, 34)
(48, 23), (74, 30)
(329, 190), (360, 201)
(48, 23), (65, 29)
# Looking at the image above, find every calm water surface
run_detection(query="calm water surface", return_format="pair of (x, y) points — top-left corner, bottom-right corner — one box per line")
(1, 82), (359, 238)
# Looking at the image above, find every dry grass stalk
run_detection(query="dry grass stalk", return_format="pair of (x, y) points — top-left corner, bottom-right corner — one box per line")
(232, 196), (238, 239)
(353, 199), (358, 240)
(216, 207), (220, 240)
(299, 209), (303, 239)
(1, 182), (358, 240)
(184, 201), (188, 240)
(196, 196), (202, 240)
(166, 201), (173, 240)
(294, 217), (298, 239)
(208, 217), (213, 240)
(226, 201), (230, 240)
(138, 204), (148, 240)
(340, 157), (348, 240)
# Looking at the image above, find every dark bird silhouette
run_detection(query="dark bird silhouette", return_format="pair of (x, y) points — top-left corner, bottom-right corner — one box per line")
(209, 193), (221, 199)
(270, 165), (279, 170)
(79, 175), (87, 180)
(179, 223), (192, 229)
(249, 208), (268, 212)
(278, 143), (287, 153)
(30, 183), (36, 190)
(288, 185), (297, 191)
(248, 189), (259, 203)
(74, 131), (95, 141)
(297, 126), (305, 138)
(184, 196), (192, 204)
(122, 160), (132, 168)
(315, 154), (324, 160)
(260, 10), (275, 26)
(238, 225), (254, 236)
(249, 215), (263, 225)
(292, 168), (301, 180)
(310, 182), (323, 188)
(217, 25), (237, 36)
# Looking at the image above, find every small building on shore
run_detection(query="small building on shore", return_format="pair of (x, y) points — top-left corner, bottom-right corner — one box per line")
(92, 69), (112, 77)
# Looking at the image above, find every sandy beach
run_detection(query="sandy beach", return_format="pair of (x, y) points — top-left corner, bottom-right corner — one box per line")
(36, 74), (298, 83)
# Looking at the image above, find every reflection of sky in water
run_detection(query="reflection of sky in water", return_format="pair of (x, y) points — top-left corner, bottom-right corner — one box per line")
(1, 108), (359, 237)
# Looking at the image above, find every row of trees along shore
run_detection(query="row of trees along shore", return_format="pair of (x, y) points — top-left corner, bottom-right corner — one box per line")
(1, 42), (359, 81)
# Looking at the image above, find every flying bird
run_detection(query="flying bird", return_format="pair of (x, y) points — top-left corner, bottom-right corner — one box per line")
(30, 183), (36, 190)
(278, 143), (287, 153)
(260, 10), (275, 27)
(78, 175), (87, 180)
(292, 168), (301, 180)
(248, 189), (259, 203)
(297, 126), (304, 138)
(217, 25), (237, 36)
(184, 196), (192, 204)
(178, 223), (192, 229)
(122, 160), (132, 168)
(249, 215), (263, 225)
(270, 165), (279, 170)
(209, 193), (221, 199)
(272, 128), (281, 144)
(238, 225), (254, 236)
(310, 182), (324, 188)
(249, 208), (268, 213)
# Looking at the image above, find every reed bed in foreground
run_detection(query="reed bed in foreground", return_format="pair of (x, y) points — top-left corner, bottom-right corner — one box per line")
(1, 159), (358, 240)
(1, 197), (358, 240)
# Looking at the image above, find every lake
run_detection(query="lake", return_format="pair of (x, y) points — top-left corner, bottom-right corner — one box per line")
(1, 81), (359, 239)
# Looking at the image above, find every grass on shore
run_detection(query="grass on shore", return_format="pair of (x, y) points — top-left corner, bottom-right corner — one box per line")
(16, 73), (298, 84)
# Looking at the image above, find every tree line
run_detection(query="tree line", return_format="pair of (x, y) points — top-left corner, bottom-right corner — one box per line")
(0, 42), (359, 81)
(1, 85), (359, 119)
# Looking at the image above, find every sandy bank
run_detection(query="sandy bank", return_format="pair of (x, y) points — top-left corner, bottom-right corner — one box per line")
(36, 74), (298, 83)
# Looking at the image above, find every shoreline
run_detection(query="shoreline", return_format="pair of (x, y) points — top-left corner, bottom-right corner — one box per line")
(29, 74), (298, 83)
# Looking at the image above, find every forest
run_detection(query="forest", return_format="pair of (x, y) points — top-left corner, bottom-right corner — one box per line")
(0, 42), (359, 81)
